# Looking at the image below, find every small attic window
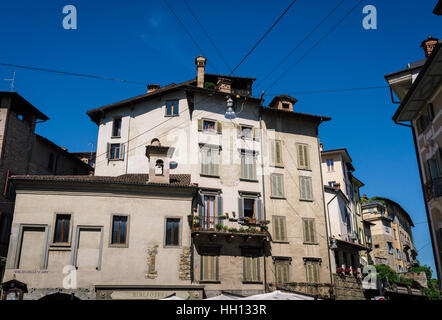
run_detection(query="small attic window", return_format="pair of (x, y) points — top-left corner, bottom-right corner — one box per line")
(17, 113), (24, 121)
(282, 103), (290, 109)
(155, 160), (164, 176)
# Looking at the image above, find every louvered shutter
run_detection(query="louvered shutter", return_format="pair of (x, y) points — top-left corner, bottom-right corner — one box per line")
(198, 119), (203, 131)
(106, 143), (111, 159)
(253, 128), (260, 141)
(213, 148), (219, 176)
(217, 195), (223, 217)
(303, 144), (310, 169)
(303, 219), (310, 242)
(280, 217), (287, 241)
(216, 121), (222, 134)
(241, 154), (246, 179)
(120, 143), (125, 160)
(283, 262), (289, 283)
(256, 199), (263, 220)
(238, 198), (244, 218)
(237, 125), (242, 138)
(201, 148), (209, 175)
(275, 140), (282, 166)
(309, 220), (316, 242)
(298, 144), (305, 168)
(306, 177), (312, 200)
(273, 216), (280, 241)
(270, 140), (276, 165)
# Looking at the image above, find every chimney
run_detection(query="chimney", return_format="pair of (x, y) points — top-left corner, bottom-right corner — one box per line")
(421, 36), (439, 58)
(195, 56), (207, 88)
(147, 84), (161, 93)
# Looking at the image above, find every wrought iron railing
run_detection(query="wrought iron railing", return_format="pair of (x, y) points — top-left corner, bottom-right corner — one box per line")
(424, 177), (442, 201)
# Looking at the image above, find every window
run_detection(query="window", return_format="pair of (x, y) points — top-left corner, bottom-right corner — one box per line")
(201, 146), (219, 176)
(416, 103), (434, 134)
(271, 174), (284, 198)
(328, 181), (336, 187)
(198, 119), (222, 134)
(243, 256), (260, 282)
(155, 160), (164, 176)
(272, 216), (287, 242)
(299, 176), (313, 201)
(297, 143), (310, 170)
(238, 196), (263, 221)
(201, 255), (218, 282)
(241, 126), (253, 139)
(165, 100), (179, 116)
(202, 195), (217, 229)
(111, 215), (128, 245)
(275, 259), (290, 283)
(112, 117), (122, 137)
(303, 218), (316, 244)
(107, 143), (125, 160)
(241, 151), (256, 180)
(53, 214), (71, 243)
(270, 140), (283, 167)
(387, 242), (393, 255)
(282, 103), (290, 109)
(165, 218), (180, 246)
(326, 159), (334, 172)
(396, 249), (402, 260)
(305, 261), (320, 284)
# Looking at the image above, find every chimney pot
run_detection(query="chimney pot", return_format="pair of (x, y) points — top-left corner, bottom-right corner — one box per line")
(147, 84), (161, 93)
(421, 36), (439, 58)
(195, 56), (207, 88)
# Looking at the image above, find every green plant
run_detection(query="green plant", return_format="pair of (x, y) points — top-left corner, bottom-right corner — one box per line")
(228, 227), (237, 232)
(218, 215), (227, 220)
(239, 227), (245, 233)
(194, 216), (201, 220)
(193, 221), (200, 227)
(223, 225), (228, 231)
(228, 218), (238, 222)
(260, 226), (268, 232)
(215, 223), (223, 230)
(204, 82), (217, 89)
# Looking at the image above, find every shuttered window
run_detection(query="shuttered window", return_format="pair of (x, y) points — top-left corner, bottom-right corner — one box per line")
(241, 152), (256, 180)
(165, 100), (179, 116)
(201, 147), (219, 176)
(275, 259), (289, 283)
(270, 140), (283, 167)
(198, 119), (222, 134)
(305, 262), (320, 284)
(243, 256), (260, 282)
(303, 219), (316, 243)
(272, 216), (287, 242)
(107, 143), (125, 160)
(238, 197), (263, 220)
(271, 174), (284, 198)
(297, 143), (310, 170)
(300, 176), (313, 201)
(201, 255), (218, 281)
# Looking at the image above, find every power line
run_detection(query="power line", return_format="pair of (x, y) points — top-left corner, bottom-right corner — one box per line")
(183, 0), (231, 72)
(229, 0), (298, 75)
(264, 0), (364, 92)
(253, 0), (345, 90)
(0, 62), (147, 85)
(163, 0), (218, 73)
(265, 85), (388, 96)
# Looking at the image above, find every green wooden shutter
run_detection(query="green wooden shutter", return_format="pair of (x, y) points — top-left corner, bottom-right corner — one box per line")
(256, 199), (263, 220)
(120, 143), (125, 160)
(298, 144), (305, 168)
(280, 217), (287, 241)
(303, 219), (310, 242)
(238, 198), (244, 218)
(216, 121), (222, 134)
(275, 140), (282, 166)
(303, 144), (310, 169)
(106, 143), (111, 159)
(198, 119), (203, 131)
(273, 216), (281, 241)
(217, 195), (223, 217)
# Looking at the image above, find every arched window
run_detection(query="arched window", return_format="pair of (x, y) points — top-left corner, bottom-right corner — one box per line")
(155, 160), (164, 176)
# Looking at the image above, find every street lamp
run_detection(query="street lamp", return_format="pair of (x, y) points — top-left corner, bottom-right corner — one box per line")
(224, 97), (236, 119)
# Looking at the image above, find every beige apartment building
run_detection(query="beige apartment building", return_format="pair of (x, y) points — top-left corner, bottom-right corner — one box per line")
(361, 197), (417, 273)
(385, 36), (442, 289)
(1, 56), (333, 299)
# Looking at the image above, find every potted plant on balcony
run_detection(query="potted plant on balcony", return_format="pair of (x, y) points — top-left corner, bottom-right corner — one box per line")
(215, 223), (223, 231)
(228, 227), (237, 233)
(193, 221), (200, 231)
(260, 225), (268, 233)
(222, 226), (228, 232)
(239, 227), (245, 233)
(336, 267), (344, 275)
(344, 267), (352, 275)
(218, 215), (227, 220)
(352, 267), (360, 276)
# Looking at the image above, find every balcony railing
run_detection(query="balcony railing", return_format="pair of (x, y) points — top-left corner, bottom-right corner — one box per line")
(189, 215), (269, 235)
(424, 177), (442, 201)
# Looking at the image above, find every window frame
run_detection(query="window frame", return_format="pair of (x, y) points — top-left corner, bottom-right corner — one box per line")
(297, 143), (311, 170)
(299, 176), (313, 201)
(164, 217), (182, 248)
(200, 255), (220, 283)
(243, 256), (261, 283)
(302, 218), (317, 244)
(109, 214), (130, 248)
(107, 143), (125, 161)
(240, 150), (257, 181)
(165, 100), (179, 117)
(200, 144), (220, 177)
(52, 213), (72, 246)
(111, 117), (122, 138)
(270, 173), (285, 199)
(269, 139), (283, 168)
(272, 215), (288, 243)
(274, 257), (290, 284)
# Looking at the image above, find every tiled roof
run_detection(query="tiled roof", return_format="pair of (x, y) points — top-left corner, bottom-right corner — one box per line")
(10, 174), (196, 188)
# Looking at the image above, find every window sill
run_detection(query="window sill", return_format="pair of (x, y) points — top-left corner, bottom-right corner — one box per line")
(270, 164), (284, 169)
(270, 196), (286, 200)
(300, 199), (314, 202)
(303, 242), (319, 245)
(240, 178), (259, 183)
(111, 136), (121, 139)
(49, 243), (71, 251)
(108, 158), (124, 162)
(200, 174), (220, 179)
(109, 243), (129, 248)
(164, 114), (180, 118)
(298, 168), (312, 172)
(242, 281), (263, 285)
(272, 240), (289, 244)
(199, 280), (221, 284)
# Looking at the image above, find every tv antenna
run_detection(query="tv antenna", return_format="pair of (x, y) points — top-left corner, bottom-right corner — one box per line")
(4, 70), (16, 91)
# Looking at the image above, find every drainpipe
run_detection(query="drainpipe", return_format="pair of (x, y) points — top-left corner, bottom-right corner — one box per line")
(317, 137), (334, 293)
(258, 108), (268, 293)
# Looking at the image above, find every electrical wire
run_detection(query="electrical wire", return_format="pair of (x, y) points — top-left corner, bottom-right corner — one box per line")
(229, 0), (298, 75)
(264, 0), (364, 92)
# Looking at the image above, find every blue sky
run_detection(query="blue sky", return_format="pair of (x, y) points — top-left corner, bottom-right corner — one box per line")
(0, 0), (441, 275)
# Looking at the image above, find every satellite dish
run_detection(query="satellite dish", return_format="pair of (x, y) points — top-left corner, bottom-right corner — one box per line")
(170, 161), (178, 169)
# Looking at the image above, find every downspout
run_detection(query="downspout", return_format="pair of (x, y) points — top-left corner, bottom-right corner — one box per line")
(317, 135), (334, 292)
(125, 103), (134, 174)
(400, 120), (442, 289)
(258, 108), (268, 292)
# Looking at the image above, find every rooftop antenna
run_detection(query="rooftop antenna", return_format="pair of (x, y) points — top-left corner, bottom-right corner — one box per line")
(4, 70), (16, 91)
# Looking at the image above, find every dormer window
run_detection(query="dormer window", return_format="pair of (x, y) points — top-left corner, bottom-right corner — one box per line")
(282, 103), (290, 109)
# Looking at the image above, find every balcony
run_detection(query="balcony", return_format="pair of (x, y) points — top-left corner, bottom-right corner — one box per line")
(424, 177), (442, 201)
(189, 215), (270, 244)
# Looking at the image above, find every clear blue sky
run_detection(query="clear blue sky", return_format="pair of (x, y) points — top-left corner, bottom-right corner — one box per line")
(0, 0), (441, 275)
